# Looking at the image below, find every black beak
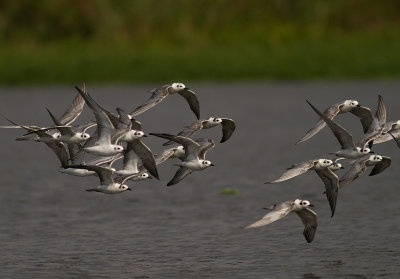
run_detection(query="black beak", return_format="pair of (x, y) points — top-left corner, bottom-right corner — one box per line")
(357, 104), (361, 107)
(309, 204), (315, 207)
(142, 134), (148, 137)
(369, 151), (375, 153)
(127, 188), (132, 191)
(340, 166), (345, 169)
(210, 163), (215, 166)
(147, 176), (153, 179)
(184, 87), (190, 90)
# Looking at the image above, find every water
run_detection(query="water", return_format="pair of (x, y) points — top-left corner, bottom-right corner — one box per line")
(0, 82), (399, 278)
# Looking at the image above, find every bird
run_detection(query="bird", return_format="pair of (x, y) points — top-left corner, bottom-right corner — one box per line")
(265, 159), (339, 217)
(306, 100), (372, 159)
(129, 83), (200, 119)
(163, 117), (236, 145)
(74, 86), (124, 156)
(296, 100), (361, 144)
(244, 199), (317, 243)
(22, 109), (94, 144)
(68, 165), (132, 194)
(149, 133), (214, 186)
(339, 154), (391, 188)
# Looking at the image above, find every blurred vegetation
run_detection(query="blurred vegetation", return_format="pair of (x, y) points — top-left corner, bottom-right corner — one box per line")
(1, 0), (400, 84)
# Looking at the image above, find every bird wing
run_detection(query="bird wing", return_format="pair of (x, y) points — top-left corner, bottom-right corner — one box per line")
(339, 157), (369, 188)
(315, 169), (339, 217)
(197, 138), (215, 160)
(265, 160), (316, 184)
(68, 165), (114, 185)
(296, 101), (342, 144)
(167, 167), (193, 186)
(350, 106), (374, 133)
(129, 85), (169, 117)
(153, 148), (176, 165)
(177, 89), (200, 119)
(162, 120), (204, 146)
(58, 83), (86, 125)
(150, 133), (200, 161)
(356, 95), (386, 149)
(244, 201), (294, 228)
(75, 86), (114, 145)
(220, 118), (236, 143)
(295, 208), (318, 243)
(127, 140), (159, 179)
(307, 100), (354, 149)
(369, 156), (391, 176)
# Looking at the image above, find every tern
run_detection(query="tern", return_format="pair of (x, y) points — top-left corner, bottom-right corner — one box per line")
(307, 100), (372, 159)
(163, 117), (235, 145)
(339, 155), (391, 188)
(150, 133), (215, 186)
(130, 83), (200, 119)
(296, 100), (361, 144)
(244, 199), (317, 243)
(68, 165), (132, 194)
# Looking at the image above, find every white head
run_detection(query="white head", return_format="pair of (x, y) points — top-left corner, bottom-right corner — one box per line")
(207, 117), (222, 124)
(317, 159), (333, 168)
(369, 155), (383, 162)
(344, 100), (359, 107)
(170, 83), (187, 93)
(113, 145), (124, 152)
(118, 184), (131, 192)
(329, 163), (344, 171)
(53, 132), (61, 139)
(356, 147), (371, 154)
(201, 160), (214, 168)
(78, 132), (90, 140)
(295, 199), (313, 208)
(133, 130), (145, 138)
(132, 172), (150, 181)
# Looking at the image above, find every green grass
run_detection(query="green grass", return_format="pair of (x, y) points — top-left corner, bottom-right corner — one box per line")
(2, 32), (400, 85)
(218, 187), (240, 195)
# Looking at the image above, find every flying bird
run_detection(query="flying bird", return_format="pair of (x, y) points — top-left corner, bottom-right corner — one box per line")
(339, 155), (391, 188)
(244, 199), (317, 243)
(306, 100), (372, 159)
(130, 83), (200, 119)
(163, 117), (235, 145)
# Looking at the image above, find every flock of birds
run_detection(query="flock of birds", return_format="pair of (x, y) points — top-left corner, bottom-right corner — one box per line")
(1, 83), (236, 193)
(2, 84), (400, 243)
(246, 96), (400, 242)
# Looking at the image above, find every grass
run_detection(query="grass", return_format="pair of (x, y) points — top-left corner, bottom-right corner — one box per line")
(2, 33), (400, 85)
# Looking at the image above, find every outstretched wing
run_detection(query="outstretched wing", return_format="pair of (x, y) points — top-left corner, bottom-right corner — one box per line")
(315, 168), (339, 217)
(167, 167), (193, 186)
(265, 160), (316, 184)
(129, 85), (169, 117)
(307, 100), (354, 149)
(295, 208), (318, 243)
(244, 201), (294, 228)
(220, 118), (236, 143)
(177, 89), (200, 120)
